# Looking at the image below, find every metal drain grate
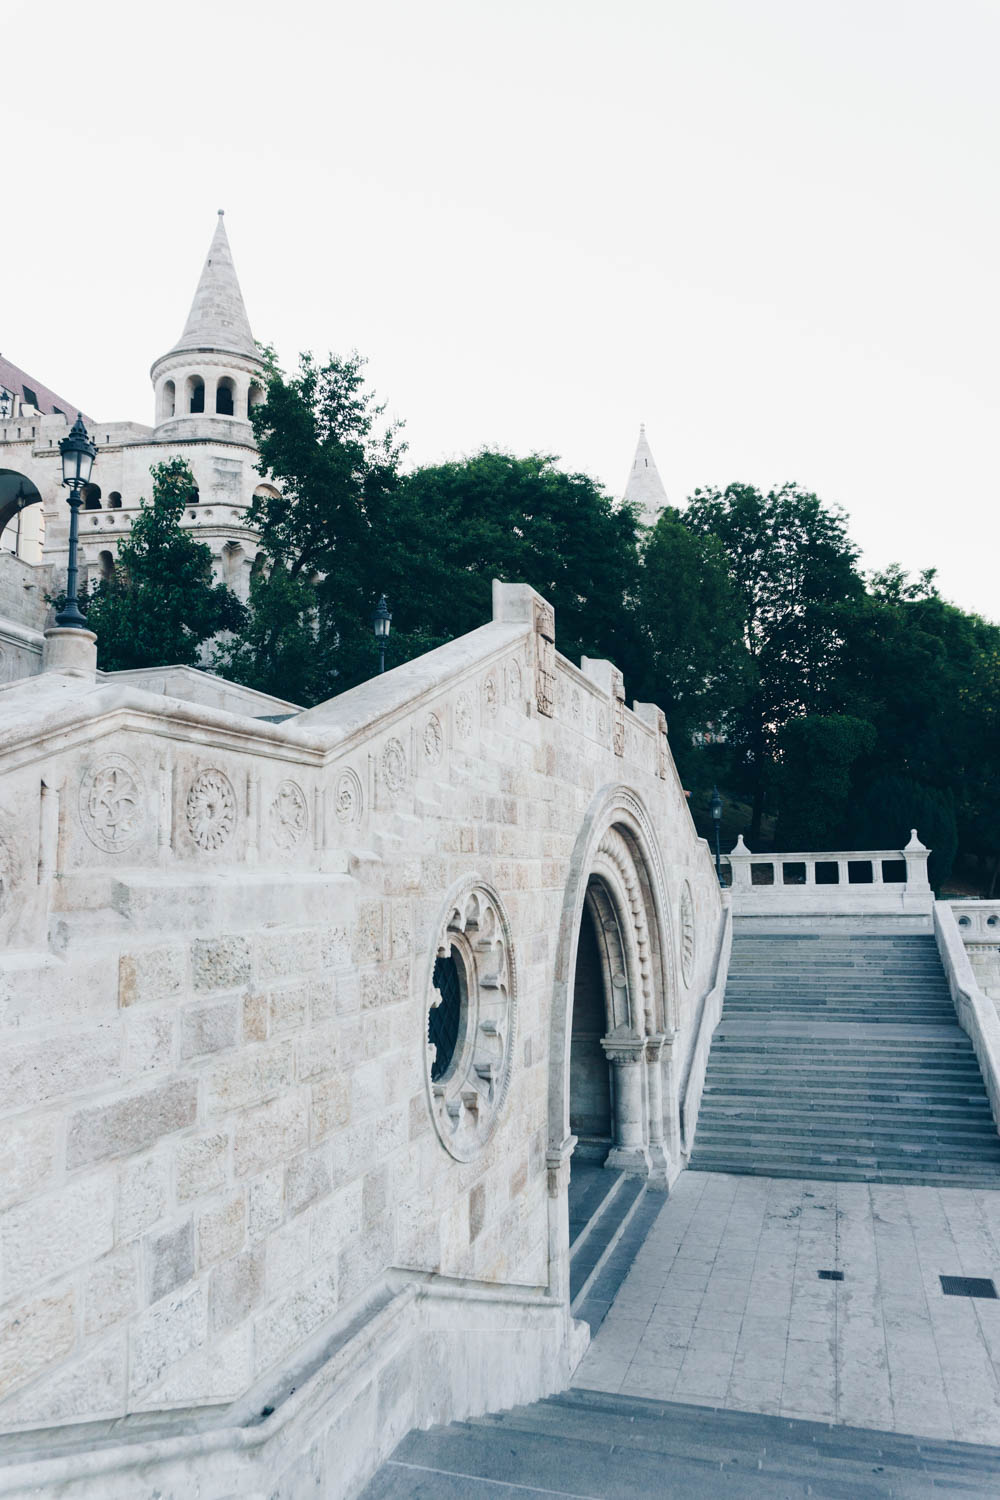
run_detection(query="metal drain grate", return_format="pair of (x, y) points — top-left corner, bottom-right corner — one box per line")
(817, 1269), (844, 1281)
(940, 1275), (998, 1299)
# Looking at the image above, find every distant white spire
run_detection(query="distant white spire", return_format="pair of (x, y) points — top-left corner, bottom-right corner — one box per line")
(623, 424), (669, 527)
(169, 211), (257, 360)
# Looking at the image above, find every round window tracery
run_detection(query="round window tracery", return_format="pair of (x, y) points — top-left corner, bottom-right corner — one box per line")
(424, 879), (517, 1161)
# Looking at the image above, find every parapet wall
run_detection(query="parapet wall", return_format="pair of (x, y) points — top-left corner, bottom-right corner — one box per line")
(0, 583), (723, 1497)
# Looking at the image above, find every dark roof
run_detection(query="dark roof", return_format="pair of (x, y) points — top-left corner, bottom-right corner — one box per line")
(0, 354), (92, 425)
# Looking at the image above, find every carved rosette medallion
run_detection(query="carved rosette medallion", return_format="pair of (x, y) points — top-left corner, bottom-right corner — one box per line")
(382, 737), (407, 795)
(335, 768), (362, 825)
(79, 753), (145, 853)
(505, 657), (522, 705)
(269, 780), (308, 850)
(482, 673), (498, 716)
(455, 691), (474, 740)
(423, 712), (443, 766)
(424, 879), (517, 1162)
(185, 770), (237, 852)
(679, 880), (695, 988)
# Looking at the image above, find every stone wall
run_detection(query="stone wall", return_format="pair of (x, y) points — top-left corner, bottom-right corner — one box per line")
(0, 583), (724, 1496)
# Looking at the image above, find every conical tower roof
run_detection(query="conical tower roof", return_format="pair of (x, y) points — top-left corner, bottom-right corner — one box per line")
(623, 424), (669, 526)
(169, 211), (257, 359)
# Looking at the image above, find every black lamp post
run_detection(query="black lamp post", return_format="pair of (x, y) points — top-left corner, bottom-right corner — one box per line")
(373, 594), (392, 675)
(0, 389), (12, 420)
(710, 785), (723, 885)
(55, 415), (97, 629)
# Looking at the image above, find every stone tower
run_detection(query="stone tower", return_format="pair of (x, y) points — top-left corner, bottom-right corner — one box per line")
(150, 211), (267, 437)
(623, 424), (669, 528)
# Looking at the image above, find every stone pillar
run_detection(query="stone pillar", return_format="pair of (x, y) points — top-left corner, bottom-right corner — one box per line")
(728, 834), (753, 892)
(903, 830), (931, 891)
(545, 1134), (576, 1304)
(601, 1026), (651, 1175)
(644, 1033), (670, 1186)
(42, 627), (97, 679)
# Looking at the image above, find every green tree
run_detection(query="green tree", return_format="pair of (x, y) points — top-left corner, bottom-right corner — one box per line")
(684, 483), (863, 840)
(844, 774), (959, 889)
(636, 507), (751, 751)
(774, 714), (876, 850)
(385, 450), (644, 679)
(83, 459), (245, 671)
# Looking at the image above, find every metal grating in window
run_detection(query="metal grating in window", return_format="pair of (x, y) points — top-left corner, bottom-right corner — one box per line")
(940, 1275), (997, 1299)
(817, 1269), (844, 1281)
(429, 953), (462, 1083)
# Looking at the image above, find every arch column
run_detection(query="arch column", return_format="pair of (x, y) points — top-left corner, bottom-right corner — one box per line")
(601, 1024), (651, 1175)
(645, 1032), (670, 1184)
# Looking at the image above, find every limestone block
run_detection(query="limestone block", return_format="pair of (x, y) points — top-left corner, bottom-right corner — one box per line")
(264, 981), (309, 1035)
(310, 1181), (363, 1261)
(118, 946), (186, 1007)
(197, 1194), (245, 1267)
(205, 1037), (295, 1115)
(180, 997), (240, 1059)
(361, 962), (410, 1010)
(256, 927), (322, 982)
(1, 1171), (114, 1302)
(67, 1077), (197, 1169)
(146, 1219), (194, 1304)
(247, 1167), (284, 1242)
(83, 1246), (139, 1336)
(191, 935), (252, 992)
(253, 1268), (338, 1377)
(286, 1147), (332, 1215)
(125, 1008), (175, 1075)
(375, 1107), (407, 1161)
(138, 1322), (251, 1409)
(129, 1282), (206, 1396)
(117, 1152), (169, 1242)
(311, 1076), (350, 1142)
(0, 1113), (57, 1211)
(210, 1245), (264, 1331)
(267, 1215), (311, 1289)
(233, 1092), (308, 1179)
(352, 902), (385, 964)
(306, 975), (338, 1023)
(329, 1119), (376, 1192)
(338, 1221), (392, 1307)
(243, 989), (269, 1043)
(297, 1021), (341, 1083)
(0, 1334), (125, 1425)
(1, 1027), (121, 1112)
(320, 924), (352, 971)
(0, 1287), (75, 1402)
(175, 1131), (229, 1203)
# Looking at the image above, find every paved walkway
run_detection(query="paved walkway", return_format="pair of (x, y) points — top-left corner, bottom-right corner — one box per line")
(572, 1171), (1000, 1444)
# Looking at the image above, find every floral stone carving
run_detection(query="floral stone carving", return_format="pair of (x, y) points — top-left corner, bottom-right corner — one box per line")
(185, 769), (237, 852)
(679, 880), (695, 987)
(382, 737), (407, 795)
(424, 879), (517, 1162)
(335, 769), (362, 825)
(423, 712), (443, 765)
(79, 753), (145, 853)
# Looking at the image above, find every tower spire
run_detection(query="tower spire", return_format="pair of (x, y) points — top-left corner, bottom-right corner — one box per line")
(623, 424), (669, 526)
(170, 212), (257, 359)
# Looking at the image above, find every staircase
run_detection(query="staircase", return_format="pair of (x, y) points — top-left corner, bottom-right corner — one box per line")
(689, 924), (1000, 1187)
(361, 1388), (1000, 1497)
(567, 1163), (663, 1332)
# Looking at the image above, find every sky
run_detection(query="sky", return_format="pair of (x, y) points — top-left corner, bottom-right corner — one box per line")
(5, 0), (998, 620)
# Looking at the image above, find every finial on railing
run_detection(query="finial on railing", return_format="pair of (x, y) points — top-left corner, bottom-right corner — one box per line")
(904, 829), (927, 850)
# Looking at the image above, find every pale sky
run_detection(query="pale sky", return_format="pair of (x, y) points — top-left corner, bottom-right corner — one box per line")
(6, 0), (998, 620)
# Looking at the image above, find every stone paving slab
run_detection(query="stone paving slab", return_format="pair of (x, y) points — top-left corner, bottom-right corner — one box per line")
(572, 1170), (1000, 1444)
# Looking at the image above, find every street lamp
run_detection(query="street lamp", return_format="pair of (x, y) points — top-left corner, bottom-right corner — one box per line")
(373, 594), (392, 675)
(710, 785), (723, 886)
(55, 415), (98, 629)
(0, 389), (12, 420)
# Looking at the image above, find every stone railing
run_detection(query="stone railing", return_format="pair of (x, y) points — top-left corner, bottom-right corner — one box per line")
(934, 902), (1000, 1133)
(951, 900), (1000, 1001)
(723, 830), (933, 916)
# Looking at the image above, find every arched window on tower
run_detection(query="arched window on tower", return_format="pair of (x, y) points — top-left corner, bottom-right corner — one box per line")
(248, 383), (265, 417)
(98, 550), (115, 582)
(187, 376), (205, 415)
(108, 492), (122, 509)
(82, 484), (102, 510)
(161, 379), (176, 421)
(215, 377), (235, 417)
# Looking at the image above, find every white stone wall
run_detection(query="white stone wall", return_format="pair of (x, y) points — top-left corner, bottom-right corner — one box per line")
(0, 586), (723, 1491)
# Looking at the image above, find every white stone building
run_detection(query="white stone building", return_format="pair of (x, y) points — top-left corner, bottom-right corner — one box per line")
(623, 423), (669, 527)
(0, 213), (271, 659)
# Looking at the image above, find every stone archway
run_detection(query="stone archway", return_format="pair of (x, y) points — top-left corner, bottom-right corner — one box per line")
(546, 786), (677, 1299)
(0, 469), (43, 561)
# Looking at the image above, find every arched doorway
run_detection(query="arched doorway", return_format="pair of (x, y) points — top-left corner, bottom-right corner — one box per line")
(569, 890), (613, 1153)
(0, 470), (44, 563)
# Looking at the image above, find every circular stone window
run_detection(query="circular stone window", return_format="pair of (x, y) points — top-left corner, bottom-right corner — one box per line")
(424, 880), (517, 1161)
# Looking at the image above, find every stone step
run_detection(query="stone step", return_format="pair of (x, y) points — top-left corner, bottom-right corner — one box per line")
(689, 1157), (1000, 1188)
(361, 1388), (1000, 1497)
(689, 1142), (1000, 1173)
(699, 1098), (995, 1126)
(693, 1125), (1000, 1157)
(568, 1173), (645, 1310)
